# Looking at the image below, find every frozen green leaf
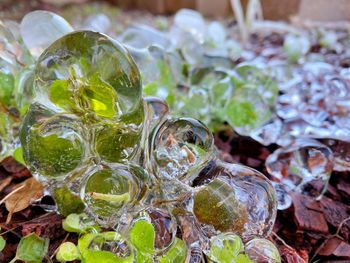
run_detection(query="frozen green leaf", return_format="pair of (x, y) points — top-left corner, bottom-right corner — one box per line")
(206, 233), (243, 263)
(27, 131), (84, 178)
(159, 238), (186, 263)
(56, 242), (81, 262)
(235, 254), (254, 263)
(53, 187), (85, 217)
(226, 100), (257, 127)
(0, 72), (15, 107)
(78, 232), (134, 263)
(49, 80), (74, 112)
(13, 147), (26, 166)
(130, 219), (155, 255)
(62, 213), (100, 234)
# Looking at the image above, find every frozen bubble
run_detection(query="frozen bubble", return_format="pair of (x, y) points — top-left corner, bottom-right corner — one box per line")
(0, 20), (31, 68)
(323, 139), (350, 172)
(245, 238), (281, 263)
(20, 103), (86, 181)
(172, 9), (206, 44)
(204, 233), (244, 262)
(283, 34), (310, 62)
(120, 207), (177, 255)
(299, 104), (328, 127)
(266, 139), (334, 183)
(271, 181), (292, 210)
(207, 22), (227, 44)
(35, 30), (142, 120)
(251, 117), (283, 146)
(193, 160), (277, 241)
(119, 25), (169, 49)
(20, 11), (73, 58)
(144, 97), (169, 131)
(93, 104), (144, 164)
(152, 117), (214, 182)
(81, 163), (148, 227)
(80, 231), (135, 262)
(303, 62), (333, 76)
(81, 14), (111, 34)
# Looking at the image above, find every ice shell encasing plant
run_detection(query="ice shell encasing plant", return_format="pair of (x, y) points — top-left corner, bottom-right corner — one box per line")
(1, 10), (280, 263)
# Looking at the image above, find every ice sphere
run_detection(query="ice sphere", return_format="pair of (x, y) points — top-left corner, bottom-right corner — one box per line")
(79, 231), (135, 262)
(193, 160), (277, 241)
(0, 20), (31, 68)
(245, 238), (281, 263)
(271, 181), (292, 210)
(283, 34), (310, 62)
(119, 207), (177, 256)
(172, 9), (206, 44)
(151, 117), (214, 182)
(20, 103), (85, 181)
(204, 233), (244, 262)
(34, 30), (142, 120)
(323, 139), (350, 172)
(20, 11), (73, 58)
(144, 97), (169, 131)
(266, 139), (334, 183)
(81, 14), (111, 34)
(93, 103), (144, 164)
(80, 163), (148, 227)
(250, 117), (283, 146)
(118, 25), (169, 49)
(207, 22), (227, 46)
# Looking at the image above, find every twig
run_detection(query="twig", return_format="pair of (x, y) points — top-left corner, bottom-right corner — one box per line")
(310, 215), (350, 262)
(271, 231), (294, 251)
(50, 232), (70, 260)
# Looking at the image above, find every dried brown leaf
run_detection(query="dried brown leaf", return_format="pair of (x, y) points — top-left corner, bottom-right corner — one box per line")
(3, 178), (44, 223)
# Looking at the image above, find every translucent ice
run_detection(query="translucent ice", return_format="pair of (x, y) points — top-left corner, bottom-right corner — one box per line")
(34, 30), (142, 118)
(323, 139), (350, 172)
(245, 238), (281, 263)
(266, 139), (334, 187)
(20, 11), (73, 58)
(271, 181), (292, 210)
(151, 117), (214, 182)
(193, 160), (277, 241)
(81, 163), (148, 227)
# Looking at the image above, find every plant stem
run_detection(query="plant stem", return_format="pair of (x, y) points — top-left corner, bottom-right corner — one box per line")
(230, 0), (248, 44)
(88, 192), (130, 203)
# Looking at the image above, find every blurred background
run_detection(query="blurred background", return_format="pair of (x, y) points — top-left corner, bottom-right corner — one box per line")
(1, 0), (350, 22)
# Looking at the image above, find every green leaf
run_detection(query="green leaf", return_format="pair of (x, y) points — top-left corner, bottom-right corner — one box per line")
(206, 233), (244, 263)
(130, 219), (155, 254)
(13, 233), (49, 262)
(13, 147), (26, 166)
(27, 131), (84, 178)
(56, 242), (81, 262)
(0, 72), (15, 107)
(78, 232), (134, 263)
(159, 238), (186, 263)
(0, 236), (6, 252)
(62, 213), (100, 234)
(193, 178), (244, 232)
(235, 254), (254, 263)
(49, 80), (74, 111)
(79, 74), (118, 120)
(226, 100), (257, 127)
(53, 186), (85, 217)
